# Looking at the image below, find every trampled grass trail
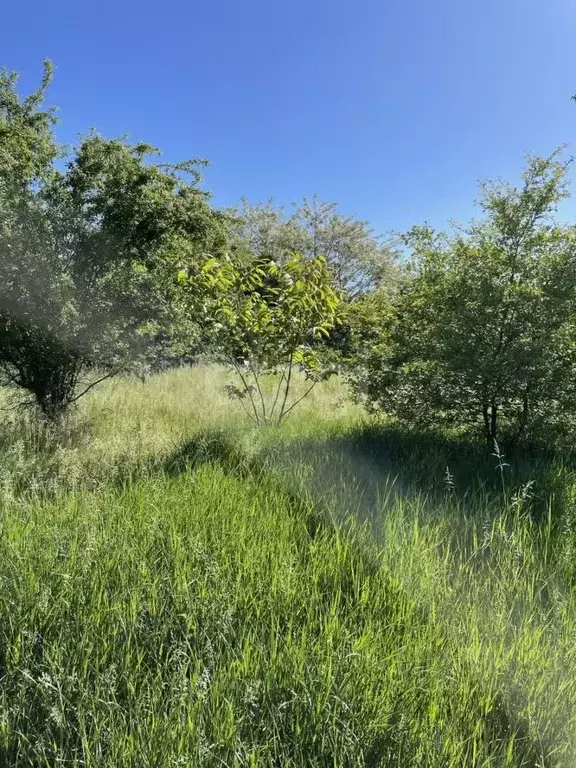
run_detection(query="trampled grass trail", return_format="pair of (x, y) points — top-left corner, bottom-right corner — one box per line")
(0, 365), (576, 765)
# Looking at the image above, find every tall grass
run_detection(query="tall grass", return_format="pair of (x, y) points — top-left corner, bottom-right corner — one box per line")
(0, 365), (361, 498)
(1, 365), (576, 765)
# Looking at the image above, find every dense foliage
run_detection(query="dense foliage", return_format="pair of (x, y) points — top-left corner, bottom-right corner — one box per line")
(0, 62), (226, 421)
(4, 62), (576, 450)
(350, 153), (576, 446)
(228, 196), (398, 297)
(179, 252), (340, 424)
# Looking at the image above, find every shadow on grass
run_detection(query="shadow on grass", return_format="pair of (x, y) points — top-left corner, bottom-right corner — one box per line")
(153, 426), (556, 767)
(2, 398), (573, 532)
(156, 429), (326, 540)
(123, 421), (576, 575)
(0, 415), (560, 765)
(162, 428), (253, 477)
(254, 421), (576, 528)
(146, 421), (576, 523)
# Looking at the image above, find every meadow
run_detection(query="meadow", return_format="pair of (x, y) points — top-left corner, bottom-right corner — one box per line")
(1, 365), (576, 766)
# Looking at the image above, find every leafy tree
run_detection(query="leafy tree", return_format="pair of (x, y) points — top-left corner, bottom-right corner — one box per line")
(227, 198), (305, 264)
(179, 253), (341, 424)
(291, 195), (397, 297)
(229, 196), (397, 298)
(0, 62), (226, 422)
(352, 152), (576, 445)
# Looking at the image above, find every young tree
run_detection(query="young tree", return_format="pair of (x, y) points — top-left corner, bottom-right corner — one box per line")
(0, 62), (226, 422)
(179, 253), (341, 424)
(352, 152), (576, 445)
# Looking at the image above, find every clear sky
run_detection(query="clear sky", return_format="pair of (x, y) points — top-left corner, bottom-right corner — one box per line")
(2, 0), (575, 234)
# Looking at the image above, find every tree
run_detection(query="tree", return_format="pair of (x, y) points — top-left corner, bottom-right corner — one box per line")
(179, 253), (341, 424)
(0, 62), (226, 422)
(352, 152), (576, 446)
(228, 196), (397, 298)
(290, 196), (397, 297)
(226, 198), (305, 264)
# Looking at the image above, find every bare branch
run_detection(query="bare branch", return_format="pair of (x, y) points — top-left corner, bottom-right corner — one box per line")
(270, 366), (287, 421)
(69, 370), (119, 405)
(278, 357), (293, 423)
(279, 380), (317, 423)
(230, 358), (260, 424)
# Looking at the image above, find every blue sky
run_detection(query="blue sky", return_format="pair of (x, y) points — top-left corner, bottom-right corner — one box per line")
(2, 0), (575, 234)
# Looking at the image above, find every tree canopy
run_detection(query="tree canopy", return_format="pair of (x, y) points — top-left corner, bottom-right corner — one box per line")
(178, 252), (341, 424)
(0, 62), (226, 420)
(228, 196), (398, 298)
(350, 152), (576, 445)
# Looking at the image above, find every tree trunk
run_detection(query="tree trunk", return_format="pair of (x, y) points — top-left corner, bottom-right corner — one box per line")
(490, 399), (498, 445)
(28, 359), (80, 427)
(482, 399), (498, 446)
(512, 391), (530, 447)
(35, 388), (72, 427)
(482, 402), (491, 446)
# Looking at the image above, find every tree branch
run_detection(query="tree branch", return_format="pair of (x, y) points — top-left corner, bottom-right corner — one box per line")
(278, 356), (293, 423)
(230, 358), (260, 424)
(270, 366), (287, 421)
(69, 370), (119, 405)
(280, 380), (317, 423)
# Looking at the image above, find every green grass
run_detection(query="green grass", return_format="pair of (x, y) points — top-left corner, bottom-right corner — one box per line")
(1, 365), (576, 765)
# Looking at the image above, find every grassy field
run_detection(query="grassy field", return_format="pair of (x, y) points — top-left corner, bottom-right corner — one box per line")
(2, 365), (576, 766)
